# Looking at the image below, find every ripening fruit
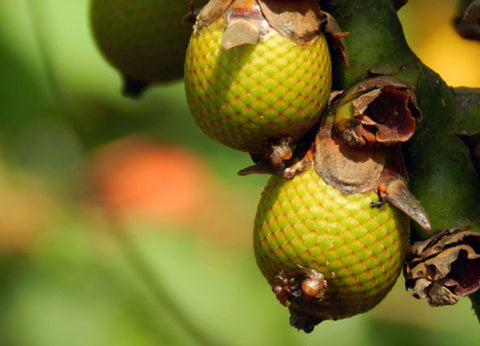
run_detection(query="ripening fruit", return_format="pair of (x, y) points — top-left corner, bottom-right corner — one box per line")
(90, 0), (207, 95)
(253, 167), (410, 331)
(184, 14), (331, 154)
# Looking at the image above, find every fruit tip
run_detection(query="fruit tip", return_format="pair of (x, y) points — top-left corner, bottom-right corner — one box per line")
(289, 307), (323, 333)
(122, 76), (149, 99)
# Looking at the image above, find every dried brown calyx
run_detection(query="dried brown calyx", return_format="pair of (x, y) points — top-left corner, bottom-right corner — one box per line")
(404, 228), (480, 306)
(314, 114), (431, 231)
(314, 115), (386, 194)
(238, 136), (314, 178)
(331, 76), (421, 147)
(194, 0), (326, 46)
(257, 0), (324, 44)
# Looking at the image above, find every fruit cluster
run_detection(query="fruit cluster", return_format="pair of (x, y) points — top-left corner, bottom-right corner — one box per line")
(90, 0), (430, 333)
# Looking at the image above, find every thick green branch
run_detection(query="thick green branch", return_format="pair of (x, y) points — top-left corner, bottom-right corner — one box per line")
(321, 0), (480, 319)
(455, 87), (480, 136)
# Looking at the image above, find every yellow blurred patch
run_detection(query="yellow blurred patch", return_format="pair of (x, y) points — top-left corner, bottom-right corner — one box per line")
(401, 0), (480, 87)
(417, 25), (480, 87)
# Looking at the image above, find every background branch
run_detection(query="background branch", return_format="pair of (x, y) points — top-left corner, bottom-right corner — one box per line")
(454, 0), (480, 41)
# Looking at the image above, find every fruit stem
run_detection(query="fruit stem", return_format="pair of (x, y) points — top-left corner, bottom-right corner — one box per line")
(122, 76), (149, 99)
(26, 0), (65, 113)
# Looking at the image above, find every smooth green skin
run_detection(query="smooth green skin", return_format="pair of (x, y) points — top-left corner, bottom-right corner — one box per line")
(322, 0), (480, 320)
(254, 168), (410, 321)
(184, 18), (331, 154)
(90, 0), (207, 83)
(322, 0), (480, 238)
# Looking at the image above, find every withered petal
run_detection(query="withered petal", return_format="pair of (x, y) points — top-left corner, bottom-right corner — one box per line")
(428, 282), (460, 306)
(195, 0), (233, 30)
(410, 278), (431, 300)
(315, 117), (385, 194)
(258, 0), (323, 44)
(352, 90), (382, 116)
(332, 77), (421, 147)
(222, 19), (260, 49)
(361, 86), (417, 144)
(405, 229), (480, 307)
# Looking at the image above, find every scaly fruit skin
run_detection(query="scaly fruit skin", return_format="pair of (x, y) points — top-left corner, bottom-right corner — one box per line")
(184, 18), (331, 154)
(90, 0), (204, 84)
(254, 167), (410, 321)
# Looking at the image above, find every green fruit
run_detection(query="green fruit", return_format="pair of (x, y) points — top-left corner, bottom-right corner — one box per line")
(90, 0), (205, 94)
(184, 17), (331, 154)
(254, 167), (409, 329)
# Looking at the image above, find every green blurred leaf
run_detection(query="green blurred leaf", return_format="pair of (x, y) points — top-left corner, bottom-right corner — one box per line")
(367, 318), (480, 346)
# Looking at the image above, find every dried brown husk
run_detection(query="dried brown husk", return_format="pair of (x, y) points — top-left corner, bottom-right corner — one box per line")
(405, 228), (480, 306)
(257, 0), (324, 44)
(194, 0), (324, 44)
(332, 76), (421, 147)
(314, 116), (386, 194)
(195, 0), (233, 31)
(314, 114), (430, 230)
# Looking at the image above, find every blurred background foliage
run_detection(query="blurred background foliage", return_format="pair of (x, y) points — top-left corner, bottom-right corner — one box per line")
(0, 0), (479, 345)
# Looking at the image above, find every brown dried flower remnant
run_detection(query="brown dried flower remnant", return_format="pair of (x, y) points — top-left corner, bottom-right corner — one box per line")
(196, 0), (324, 45)
(331, 76), (421, 147)
(404, 228), (480, 306)
(314, 115), (431, 231)
(271, 268), (327, 333)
